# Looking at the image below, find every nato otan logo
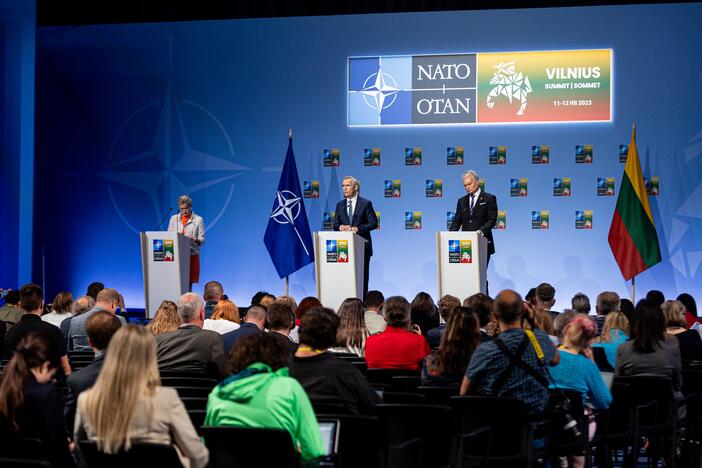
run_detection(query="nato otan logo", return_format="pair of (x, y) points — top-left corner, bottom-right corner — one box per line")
(348, 54), (477, 126)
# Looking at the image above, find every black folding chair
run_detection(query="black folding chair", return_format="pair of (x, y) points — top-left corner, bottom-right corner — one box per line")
(201, 426), (299, 468)
(78, 440), (183, 468)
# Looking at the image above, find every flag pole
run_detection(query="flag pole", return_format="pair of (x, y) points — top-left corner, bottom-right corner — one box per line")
(631, 275), (636, 303)
(285, 275), (289, 296)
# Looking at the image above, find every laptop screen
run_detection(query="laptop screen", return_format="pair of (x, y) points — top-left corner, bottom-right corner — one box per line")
(318, 420), (339, 456)
(600, 371), (614, 390)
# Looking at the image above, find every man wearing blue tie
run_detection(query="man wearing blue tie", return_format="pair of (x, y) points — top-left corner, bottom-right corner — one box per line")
(333, 176), (378, 298)
(449, 170), (498, 264)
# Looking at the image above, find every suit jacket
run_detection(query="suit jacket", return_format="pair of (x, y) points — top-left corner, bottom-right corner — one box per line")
(65, 354), (104, 434)
(449, 191), (498, 255)
(332, 196), (378, 255)
(222, 322), (261, 354)
(155, 325), (228, 379)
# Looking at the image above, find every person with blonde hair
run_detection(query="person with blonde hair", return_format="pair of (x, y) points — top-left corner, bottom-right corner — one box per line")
(146, 300), (181, 336)
(75, 325), (208, 467)
(592, 311), (629, 368)
(663, 299), (702, 361)
(203, 299), (240, 334)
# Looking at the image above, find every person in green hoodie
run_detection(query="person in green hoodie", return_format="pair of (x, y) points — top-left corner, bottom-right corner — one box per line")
(205, 332), (324, 461)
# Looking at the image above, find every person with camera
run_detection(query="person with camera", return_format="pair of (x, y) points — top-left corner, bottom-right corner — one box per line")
(549, 314), (612, 468)
(460, 290), (559, 416)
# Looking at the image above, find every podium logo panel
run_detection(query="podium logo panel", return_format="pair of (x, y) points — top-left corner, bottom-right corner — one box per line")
(163, 240), (174, 262)
(448, 240), (472, 264)
(153, 239), (164, 262)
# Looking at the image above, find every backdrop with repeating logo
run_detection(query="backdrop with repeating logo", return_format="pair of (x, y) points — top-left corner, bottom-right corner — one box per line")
(33, 3), (702, 308)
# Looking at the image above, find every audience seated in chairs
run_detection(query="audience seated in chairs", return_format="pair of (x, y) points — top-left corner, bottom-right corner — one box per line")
(288, 306), (381, 415)
(221, 305), (265, 354)
(155, 293), (227, 379)
(0, 289), (24, 328)
(41, 291), (73, 328)
(266, 302), (298, 355)
(533, 283), (557, 338)
(365, 296), (431, 371)
(549, 314), (612, 468)
(677, 292), (701, 329)
(204, 332), (325, 461)
(594, 291), (620, 336)
(202, 280), (224, 320)
(421, 306), (481, 387)
(553, 309), (577, 344)
(75, 324), (208, 468)
(60, 295), (95, 346)
(571, 292), (592, 316)
(4, 284), (72, 377)
(663, 299), (702, 361)
(409, 292), (439, 337)
(329, 298), (368, 357)
(460, 289), (560, 417)
(465, 292), (494, 342)
(145, 300), (180, 336)
(615, 299), (685, 413)
(425, 294), (460, 349)
(65, 311), (122, 434)
(364, 290), (386, 336)
(592, 310), (630, 369)
(290, 296), (322, 343)
(203, 299), (240, 335)
(67, 288), (126, 352)
(0, 331), (75, 467)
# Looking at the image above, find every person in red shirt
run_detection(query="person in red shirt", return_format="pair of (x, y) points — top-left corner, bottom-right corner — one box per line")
(365, 296), (431, 370)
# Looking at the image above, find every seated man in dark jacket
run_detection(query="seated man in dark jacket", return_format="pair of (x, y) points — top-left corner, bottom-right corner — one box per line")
(64, 311), (122, 432)
(288, 307), (381, 415)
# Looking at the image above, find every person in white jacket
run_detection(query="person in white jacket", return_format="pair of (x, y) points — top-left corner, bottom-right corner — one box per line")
(168, 195), (205, 291)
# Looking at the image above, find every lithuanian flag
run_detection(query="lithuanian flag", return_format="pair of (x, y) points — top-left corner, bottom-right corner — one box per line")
(608, 126), (661, 280)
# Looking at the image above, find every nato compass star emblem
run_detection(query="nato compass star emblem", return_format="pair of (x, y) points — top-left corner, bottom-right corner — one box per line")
(270, 190), (311, 256)
(101, 81), (250, 233)
(361, 67), (399, 114)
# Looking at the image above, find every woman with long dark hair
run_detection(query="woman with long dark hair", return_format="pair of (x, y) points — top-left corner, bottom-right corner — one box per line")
(421, 307), (481, 386)
(330, 298), (368, 357)
(615, 299), (684, 401)
(410, 292), (439, 335)
(0, 332), (75, 467)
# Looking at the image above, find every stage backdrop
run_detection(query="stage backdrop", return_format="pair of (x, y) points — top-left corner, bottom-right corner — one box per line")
(34, 3), (702, 309)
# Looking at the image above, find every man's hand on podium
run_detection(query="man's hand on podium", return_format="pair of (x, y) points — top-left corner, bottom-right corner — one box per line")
(339, 225), (358, 233)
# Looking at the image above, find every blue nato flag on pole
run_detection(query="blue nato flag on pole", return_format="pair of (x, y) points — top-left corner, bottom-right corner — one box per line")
(264, 131), (315, 279)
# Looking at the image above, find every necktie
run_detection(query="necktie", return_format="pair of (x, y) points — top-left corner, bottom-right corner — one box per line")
(347, 200), (353, 222)
(469, 194), (475, 215)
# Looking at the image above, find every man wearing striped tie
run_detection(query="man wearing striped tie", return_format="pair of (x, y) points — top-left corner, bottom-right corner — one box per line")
(449, 170), (498, 264)
(333, 176), (378, 299)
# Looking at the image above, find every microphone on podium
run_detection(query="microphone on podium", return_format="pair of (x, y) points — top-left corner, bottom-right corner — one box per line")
(154, 208), (173, 231)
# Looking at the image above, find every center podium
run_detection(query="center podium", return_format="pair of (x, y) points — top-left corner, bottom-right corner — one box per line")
(313, 231), (366, 311)
(436, 231), (488, 300)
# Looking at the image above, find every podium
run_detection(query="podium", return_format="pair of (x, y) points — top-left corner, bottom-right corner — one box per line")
(313, 231), (366, 311)
(140, 231), (191, 318)
(436, 231), (487, 300)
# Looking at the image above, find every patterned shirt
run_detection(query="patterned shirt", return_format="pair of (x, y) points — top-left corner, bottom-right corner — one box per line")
(465, 328), (557, 415)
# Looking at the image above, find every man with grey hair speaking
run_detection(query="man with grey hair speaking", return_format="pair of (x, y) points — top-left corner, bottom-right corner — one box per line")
(449, 170), (498, 263)
(155, 292), (227, 379)
(333, 175), (378, 298)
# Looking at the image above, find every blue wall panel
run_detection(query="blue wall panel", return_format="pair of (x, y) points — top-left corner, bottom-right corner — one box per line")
(34, 4), (702, 308)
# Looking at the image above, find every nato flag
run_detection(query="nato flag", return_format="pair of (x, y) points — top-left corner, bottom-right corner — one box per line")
(264, 136), (315, 278)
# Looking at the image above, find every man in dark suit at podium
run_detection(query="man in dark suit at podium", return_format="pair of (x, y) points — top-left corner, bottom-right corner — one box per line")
(449, 170), (498, 264)
(333, 176), (378, 298)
